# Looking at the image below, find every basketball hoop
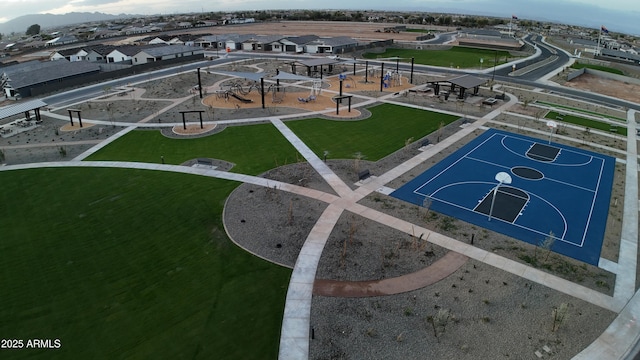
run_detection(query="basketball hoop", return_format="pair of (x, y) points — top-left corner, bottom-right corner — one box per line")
(488, 172), (512, 221)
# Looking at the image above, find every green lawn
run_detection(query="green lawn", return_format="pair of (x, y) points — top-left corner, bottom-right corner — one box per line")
(570, 63), (625, 75)
(86, 123), (301, 175)
(0, 103), (460, 359)
(285, 103), (459, 161)
(0, 167), (290, 359)
(545, 111), (627, 136)
(537, 101), (626, 122)
(362, 47), (512, 68)
(405, 28), (433, 33)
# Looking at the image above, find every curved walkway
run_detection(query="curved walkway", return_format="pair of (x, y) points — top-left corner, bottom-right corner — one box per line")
(313, 252), (468, 297)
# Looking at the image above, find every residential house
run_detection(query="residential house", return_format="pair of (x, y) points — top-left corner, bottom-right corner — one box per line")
(600, 48), (640, 65)
(213, 34), (256, 52)
(50, 48), (89, 62)
(131, 44), (204, 65)
(194, 35), (223, 49)
(241, 35), (283, 51)
(45, 35), (79, 47)
(278, 35), (319, 53)
(305, 36), (358, 54)
(85, 45), (116, 62)
(106, 45), (149, 63)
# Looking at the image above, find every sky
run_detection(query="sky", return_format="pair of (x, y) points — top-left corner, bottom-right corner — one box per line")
(0, 0), (638, 35)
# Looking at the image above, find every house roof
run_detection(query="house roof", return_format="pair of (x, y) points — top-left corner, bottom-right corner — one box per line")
(251, 35), (285, 44)
(3, 60), (100, 89)
(108, 44), (161, 56)
(85, 45), (117, 55)
(137, 45), (203, 57)
(53, 48), (83, 56)
(601, 48), (640, 61)
(310, 36), (357, 46)
(285, 35), (319, 45)
(46, 35), (78, 45)
(109, 45), (147, 56)
(214, 34), (257, 43)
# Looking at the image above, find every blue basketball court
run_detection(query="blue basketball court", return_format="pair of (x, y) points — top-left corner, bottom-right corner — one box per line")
(390, 129), (616, 265)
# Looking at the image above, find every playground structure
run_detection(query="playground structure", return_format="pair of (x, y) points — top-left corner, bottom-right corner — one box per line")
(226, 80), (261, 96)
(310, 79), (323, 96)
(382, 70), (402, 88)
(338, 73), (356, 89)
(364, 67), (402, 88)
(218, 80), (288, 104)
(268, 84), (286, 103)
(215, 90), (253, 103)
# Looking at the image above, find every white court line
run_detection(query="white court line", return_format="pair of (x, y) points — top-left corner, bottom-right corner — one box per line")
(580, 153), (608, 247)
(527, 144), (560, 162)
(501, 134), (595, 167)
(472, 186), (530, 222)
(412, 133), (498, 195)
(406, 130), (610, 251)
(464, 154), (599, 193)
(416, 180), (570, 243)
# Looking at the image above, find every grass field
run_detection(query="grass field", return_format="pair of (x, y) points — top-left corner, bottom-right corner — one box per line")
(85, 124), (301, 175)
(570, 63), (625, 75)
(0, 167), (290, 359)
(537, 101), (626, 122)
(0, 104), (463, 358)
(362, 47), (512, 68)
(545, 111), (627, 136)
(285, 103), (460, 161)
(405, 28), (433, 33)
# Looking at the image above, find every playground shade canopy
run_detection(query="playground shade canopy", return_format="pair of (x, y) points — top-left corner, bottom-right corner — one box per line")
(209, 71), (265, 82)
(294, 58), (345, 67)
(270, 71), (315, 81)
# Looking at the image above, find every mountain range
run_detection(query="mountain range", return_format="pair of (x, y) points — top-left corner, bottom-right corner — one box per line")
(0, 12), (136, 35)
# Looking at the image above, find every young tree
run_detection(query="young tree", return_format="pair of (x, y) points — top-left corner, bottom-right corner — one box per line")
(26, 24), (41, 36)
(541, 231), (556, 262)
(552, 303), (569, 332)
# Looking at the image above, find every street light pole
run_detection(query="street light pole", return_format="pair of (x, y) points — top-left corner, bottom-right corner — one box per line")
(491, 50), (498, 83)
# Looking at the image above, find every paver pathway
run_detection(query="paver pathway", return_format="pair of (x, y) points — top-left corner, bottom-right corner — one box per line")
(313, 252), (468, 297)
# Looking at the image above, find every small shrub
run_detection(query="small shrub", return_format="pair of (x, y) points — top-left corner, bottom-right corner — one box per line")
(595, 280), (610, 289)
(366, 327), (378, 337)
(404, 307), (413, 316)
(438, 216), (457, 232)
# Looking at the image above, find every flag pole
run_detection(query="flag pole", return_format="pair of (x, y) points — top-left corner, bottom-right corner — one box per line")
(596, 26), (601, 56)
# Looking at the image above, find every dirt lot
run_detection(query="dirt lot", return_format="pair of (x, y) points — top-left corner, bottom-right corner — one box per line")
(563, 73), (640, 104)
(111, 21), (455, 45)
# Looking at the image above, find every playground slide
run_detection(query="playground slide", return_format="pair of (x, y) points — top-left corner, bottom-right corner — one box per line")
(229, 92), (253, 103)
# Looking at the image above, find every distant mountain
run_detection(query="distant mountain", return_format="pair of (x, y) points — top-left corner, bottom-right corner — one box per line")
(0, 12), (138, 34)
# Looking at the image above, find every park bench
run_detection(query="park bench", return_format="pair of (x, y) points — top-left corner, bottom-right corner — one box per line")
(358, 169), (371, 181)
